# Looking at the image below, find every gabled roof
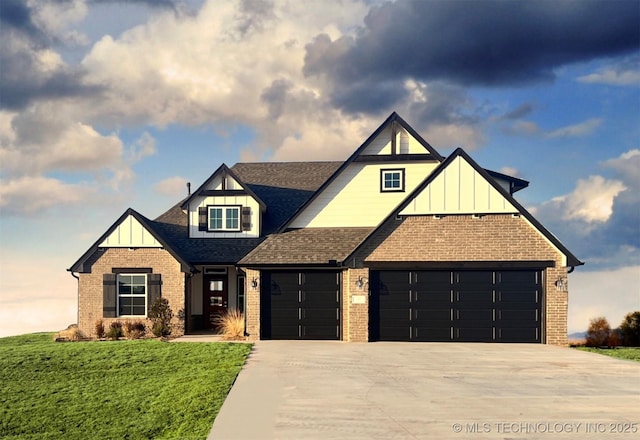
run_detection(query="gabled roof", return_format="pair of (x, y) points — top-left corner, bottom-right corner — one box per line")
(180, 163), (266, 210)
(486, 169), (529, 193)
(68, 208), (194, 273)
(277, 112), (444, 232)
(345, 148), (584, 268)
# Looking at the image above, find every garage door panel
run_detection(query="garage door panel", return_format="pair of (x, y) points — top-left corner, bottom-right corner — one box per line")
(498, 327), (540, 343)
(371, 269), (542, 343)
(455, 327), (494, 341)
(263, 270), (340, 340)
(413, 326), (451, 342)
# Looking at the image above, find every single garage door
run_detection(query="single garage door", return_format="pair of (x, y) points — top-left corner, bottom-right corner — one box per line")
(261, 271), (340, 340)
(370, 270), (542, 342)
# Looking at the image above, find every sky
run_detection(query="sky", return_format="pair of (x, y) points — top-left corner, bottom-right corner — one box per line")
(0, 0), (638, 337)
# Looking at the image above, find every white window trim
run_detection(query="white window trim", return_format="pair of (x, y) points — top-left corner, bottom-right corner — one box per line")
(117, 273), (148, 318)
(207, 205), (242, 232)
(381, 168), (405, 192)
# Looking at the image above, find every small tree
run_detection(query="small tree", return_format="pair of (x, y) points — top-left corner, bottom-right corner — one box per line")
(585, 316), (611, 347)
(619, 311), (640, 347)
(148, 297), (173, 337)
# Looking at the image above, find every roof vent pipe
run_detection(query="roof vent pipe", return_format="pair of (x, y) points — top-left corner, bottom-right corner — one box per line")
(187, 182), (191, 195)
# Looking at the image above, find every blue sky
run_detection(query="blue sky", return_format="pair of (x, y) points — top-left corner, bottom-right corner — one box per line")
(0, 0), (638, 337)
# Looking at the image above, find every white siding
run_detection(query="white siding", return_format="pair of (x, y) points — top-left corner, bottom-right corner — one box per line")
(209, 173), (243, 190)
(188, 195), (261, 238)
(290, 162), (439, 228)
(99, 215), (161, 247)
(362, 126), (430, 155)
(400, 156), (518, 215)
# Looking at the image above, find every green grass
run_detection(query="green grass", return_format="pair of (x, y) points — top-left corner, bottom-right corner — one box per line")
(576, 347), (640, 362)
(0, 333), (252, 439)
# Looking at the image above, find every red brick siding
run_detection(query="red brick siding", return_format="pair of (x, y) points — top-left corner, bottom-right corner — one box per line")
(364, 215), (569, 345)
(78, 248), (185, 338)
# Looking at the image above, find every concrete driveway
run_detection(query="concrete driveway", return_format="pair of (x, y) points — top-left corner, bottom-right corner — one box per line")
(209, 342), (640, 439)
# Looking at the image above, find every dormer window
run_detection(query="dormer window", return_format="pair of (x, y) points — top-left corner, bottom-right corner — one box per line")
(208, 206), (241, 231)
(381, 169), (405, 192)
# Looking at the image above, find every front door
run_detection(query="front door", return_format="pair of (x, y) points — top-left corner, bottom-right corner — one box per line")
(204, 275), (228, 332)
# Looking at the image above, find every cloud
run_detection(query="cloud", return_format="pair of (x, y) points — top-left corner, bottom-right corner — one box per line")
(0, 0), (99, 111)
(0, 176), (96, 216)
(546, 118), (602, 138)
(568, 265), (640, 333)
(550, 175), (626, 224)
(154, 176), (188, 197)
(499, 103), (535, 121)
(532, 149), (640, 270)
(499, 166), (520, 177)
(577, 56), (640, 86)
(303, 0), (640, 115)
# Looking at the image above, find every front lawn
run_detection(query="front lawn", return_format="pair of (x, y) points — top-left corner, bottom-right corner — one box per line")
(0, 333), (252, 439)
(576, 347), (640, 362)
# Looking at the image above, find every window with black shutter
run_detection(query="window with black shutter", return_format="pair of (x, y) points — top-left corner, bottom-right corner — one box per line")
(241, 207), (251, 231)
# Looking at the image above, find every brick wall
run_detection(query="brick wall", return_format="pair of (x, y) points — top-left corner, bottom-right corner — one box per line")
(343, 268), (369, 342)
(243, 268), (261, 341)
(78, 248), (185, 338)
(363, 214), (569, 345)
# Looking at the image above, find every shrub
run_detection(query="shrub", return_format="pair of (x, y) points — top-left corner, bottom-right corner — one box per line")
(106, 321), (123, 340)
(585, 317), (611, 347)
(148, 297), (173, 337)
(619, 311), (640, 346)
(214, 309), (245, 340)
(123, 320), (146, 340)
(53, 324), (85, 342)
(95, 319), (105, 339)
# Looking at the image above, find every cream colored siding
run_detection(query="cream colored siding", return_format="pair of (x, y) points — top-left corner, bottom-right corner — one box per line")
(188, 195), (260, 238)
(99, 215), (161, 247)
(290, 162), (439, 228)
(362, 126), (429, 155)
(400, 156), (518, 215)
(210, 173), (242, 190)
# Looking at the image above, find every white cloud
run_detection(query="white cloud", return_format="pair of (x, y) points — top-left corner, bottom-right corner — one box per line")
(577, 59), (640, 87)
(551, 175), (626, 224)
(154, 176), (188, 197)
(568, 266), (640, 333)
(500, 166), (520, 177)
(0, 176), (95, 216)
(546, 118), (602, 138)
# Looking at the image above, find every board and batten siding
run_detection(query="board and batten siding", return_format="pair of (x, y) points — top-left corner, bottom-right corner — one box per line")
(400, 156), (518, 216)
(99, 215), (162, 247)
(188, 195), (261, 238)
(289, 162), (439, 228)
(361, 125), (427, 155)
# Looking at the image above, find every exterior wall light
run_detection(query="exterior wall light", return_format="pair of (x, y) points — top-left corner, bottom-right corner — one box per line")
(355, 276), (368, 290)
(251, 278), (259, 289)
(555, 277), (567, 291)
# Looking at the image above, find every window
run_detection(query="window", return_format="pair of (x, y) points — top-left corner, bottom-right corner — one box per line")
(381, 169), (405, 192)
(117, 274), (147, 316)
(208, 206), (241, 231)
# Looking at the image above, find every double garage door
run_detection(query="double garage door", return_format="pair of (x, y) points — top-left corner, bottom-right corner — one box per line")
(370, 270), (543, 343)
(261, 271), (340, 340)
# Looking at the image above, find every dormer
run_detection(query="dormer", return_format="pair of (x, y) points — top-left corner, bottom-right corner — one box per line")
(181, 164), (266, 238)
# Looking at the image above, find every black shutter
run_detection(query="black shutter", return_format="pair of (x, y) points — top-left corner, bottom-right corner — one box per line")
(103, 274), (117, 318)
(241, 207), (251, 231)
(198, 207), (208, 231)
(148, 274), (162, 313)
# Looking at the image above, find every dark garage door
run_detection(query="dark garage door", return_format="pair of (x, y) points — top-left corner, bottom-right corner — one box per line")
(261, 271), (340, 340)
(370, 270), (542, 342)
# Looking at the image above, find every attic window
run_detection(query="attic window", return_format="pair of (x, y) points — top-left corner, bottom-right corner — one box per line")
(208, 206), (241, 232)
(381, 169), (405, 192)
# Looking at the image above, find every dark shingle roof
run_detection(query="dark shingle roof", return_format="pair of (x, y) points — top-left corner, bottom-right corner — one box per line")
(231, 162), (342, 191)
(239, 227), (374, 266)
(145, 161), (342, 265)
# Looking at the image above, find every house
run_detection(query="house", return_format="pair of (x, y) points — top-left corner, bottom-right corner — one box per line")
(69, 113), (583, 345)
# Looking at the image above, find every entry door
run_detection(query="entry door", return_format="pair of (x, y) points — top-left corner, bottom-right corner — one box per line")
(204, 275), (228, 332)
